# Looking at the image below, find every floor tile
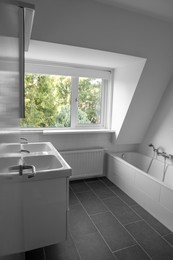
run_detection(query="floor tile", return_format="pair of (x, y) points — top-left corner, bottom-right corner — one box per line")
(75, 232), (115, 260)
(76, 191), (108, 215)
(87, 181), (115, 199)
(126, 220), (173, 260)
(1, 253), (25, 260)
(69, 188), (80, 207)
(164, 233), (173, 246)
(84, 177), (99, 183)
(114, 245), (150, 260)
(131, 204), (171, 236)
(69, 204), (96, 241)
(24, 178), (173, 260)
(103, 196), (141, 225)
(25, 248), (45, 260)
(110, 185), (137, 206)
(44, 233), (80, 260)
(70, 180), (90, 193)
(99, 177), (115, 187)
(91, 212), (136, 251)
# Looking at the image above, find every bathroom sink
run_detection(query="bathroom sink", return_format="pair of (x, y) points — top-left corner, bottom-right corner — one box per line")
(0, 142), (51, 154)
(0, 156), (20, 174)
(0, 154), (67, 179)
(0, 142), (71, 180)
(0, 142), (71, 256)
(22, 143), (51, 153)
(0, 144), (20, 154)
(24, 154), (63, 172)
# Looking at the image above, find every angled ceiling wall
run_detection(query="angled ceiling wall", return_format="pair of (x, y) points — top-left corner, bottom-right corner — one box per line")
(25, 0), (173, 144)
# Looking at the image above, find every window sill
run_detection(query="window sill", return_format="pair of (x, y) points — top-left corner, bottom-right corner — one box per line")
(43, 129), (115, 135)
(0, 128), (115, 135)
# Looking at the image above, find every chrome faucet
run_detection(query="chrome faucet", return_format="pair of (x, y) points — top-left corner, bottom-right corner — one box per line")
(169, 154), (173, 160)
(9, 149), (36, 178)
(20, 137), (28, 144)
(20, 149), (30, 154)
(121, 153), (126, 159)
(156, 150), (170, 182)
(9, 163), (36, 178)
(157, 150), (169, 159)
(20, 137), (30, 154)
(148, 144), (159, 158)
(148, 143), (160, 153)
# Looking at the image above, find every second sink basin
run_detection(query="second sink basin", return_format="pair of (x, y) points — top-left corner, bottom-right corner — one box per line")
(0, 142), (71, 180)
(0, 144), (20, 154)
(22, 143), (51, 153)
(24, 154), (63, 172)
(0, 157), (20, 174)
(0, 142), (51, 154)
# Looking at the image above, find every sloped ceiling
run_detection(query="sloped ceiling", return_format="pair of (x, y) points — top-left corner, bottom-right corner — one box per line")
(95, 0), (173, 22)
(26, 40), (146, 137)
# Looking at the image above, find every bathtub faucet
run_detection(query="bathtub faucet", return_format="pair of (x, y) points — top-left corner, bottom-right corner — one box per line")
(157, 151), (169, 159)
(148, 144), (159, 154)
(149, 144), (157, 152)
(121, 153), (126, 159)
(169, 154), (173, 160)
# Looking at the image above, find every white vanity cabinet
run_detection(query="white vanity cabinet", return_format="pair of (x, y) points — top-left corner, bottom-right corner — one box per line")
(0, 175), (70, 256)
(23, 177), (69, 251)
(0, 142), (71, 257)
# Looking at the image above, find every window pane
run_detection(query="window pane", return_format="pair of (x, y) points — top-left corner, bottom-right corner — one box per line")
(78, 77), (103, 125)
(20, 74), (71, 127)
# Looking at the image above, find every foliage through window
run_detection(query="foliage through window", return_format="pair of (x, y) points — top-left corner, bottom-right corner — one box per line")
(20, 73), (106, 128)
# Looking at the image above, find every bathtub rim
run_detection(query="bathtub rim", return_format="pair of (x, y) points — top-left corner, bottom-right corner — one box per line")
(106, 151), (173, 192)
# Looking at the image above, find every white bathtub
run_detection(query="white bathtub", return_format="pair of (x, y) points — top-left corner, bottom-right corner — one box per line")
(106, 152), (173, 232)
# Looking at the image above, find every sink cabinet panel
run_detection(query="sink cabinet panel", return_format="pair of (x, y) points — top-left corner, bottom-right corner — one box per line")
(0, 183), (24, 256)
(23, 178), (67, 251)
(0, 142), (71, 256)
(0, 177), (69, 256)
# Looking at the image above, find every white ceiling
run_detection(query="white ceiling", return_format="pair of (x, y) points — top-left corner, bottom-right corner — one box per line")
(95, 0), (173, 22)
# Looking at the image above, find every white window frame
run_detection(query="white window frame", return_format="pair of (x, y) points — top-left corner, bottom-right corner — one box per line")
(23, 60), (112, 130)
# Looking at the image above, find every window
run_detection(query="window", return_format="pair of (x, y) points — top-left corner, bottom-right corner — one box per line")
(20, 62), (112, 129)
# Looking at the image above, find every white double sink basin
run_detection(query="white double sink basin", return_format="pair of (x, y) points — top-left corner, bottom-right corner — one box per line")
(0, 142), (72, 256)
(0, 142), (71, 180)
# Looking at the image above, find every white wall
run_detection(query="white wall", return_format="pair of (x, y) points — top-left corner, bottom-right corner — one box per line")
(112, 61), (146, 141)
(139, 75), (173, 156)
(0, 132), (137, 153)
(24, 0), (173, 144)
(3, 0), (170, 147)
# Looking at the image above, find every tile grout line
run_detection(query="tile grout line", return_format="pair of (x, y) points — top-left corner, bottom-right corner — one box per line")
(71, 188), (117, 258)
(101, 202), (153, 260)
(98, 178), (139, 208)
(71, 178), (172, 257)
(162, 232), (173, 237)
(70, 202), (80, 208)
(99, 178), (173, 245)
(112, 243), (140, 254)
(68, 230), (84, 260)
(69, 186), (81, 207)
(99, 178), (139, 207)
(42, 247), (47, 260)
(128, 205), (173, 242)
(70, 179), (94, 193)
(84, 179), (153, 260)
(161, 235), (173, 248)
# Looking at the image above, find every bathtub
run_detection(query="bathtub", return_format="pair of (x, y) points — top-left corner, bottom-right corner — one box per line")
(106, 152), (173, 232)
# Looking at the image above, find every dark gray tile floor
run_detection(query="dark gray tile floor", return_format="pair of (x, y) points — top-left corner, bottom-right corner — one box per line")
(25, 177), (173, 260)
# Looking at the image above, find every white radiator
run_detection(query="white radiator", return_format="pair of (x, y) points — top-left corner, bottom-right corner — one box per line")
(60, 148), (104, 179)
